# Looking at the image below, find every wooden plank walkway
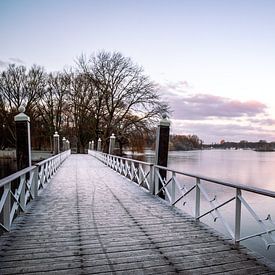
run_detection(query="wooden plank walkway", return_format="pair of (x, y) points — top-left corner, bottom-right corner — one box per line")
(0, 154), (274, 274)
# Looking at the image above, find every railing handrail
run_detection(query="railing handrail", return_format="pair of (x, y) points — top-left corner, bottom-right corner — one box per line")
(89, 150), (275, 251)
(104, 152), (154, 166)
(155, 164), (275, 198)
(0, 149), (71, 232)
(36, 154), (60, 166)
(0, 166), (36, 188)
(91, 151), (275, 198)
(0, 150), (70, 188)
(36, 150), (70, 166)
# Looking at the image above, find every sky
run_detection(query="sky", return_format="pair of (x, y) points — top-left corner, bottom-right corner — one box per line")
(1, 0), (275, 143)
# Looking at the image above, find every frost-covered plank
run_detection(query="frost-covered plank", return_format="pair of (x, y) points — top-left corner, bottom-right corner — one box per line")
(0, 154), (273, 274)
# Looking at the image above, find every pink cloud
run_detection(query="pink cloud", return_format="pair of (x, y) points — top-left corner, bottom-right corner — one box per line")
(158, 81), (274, 142)
(249, 118), (275, 126)
(162, 92), (266, 120)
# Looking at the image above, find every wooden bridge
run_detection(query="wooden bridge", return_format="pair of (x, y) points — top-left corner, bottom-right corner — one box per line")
(0, 153), (275, 274)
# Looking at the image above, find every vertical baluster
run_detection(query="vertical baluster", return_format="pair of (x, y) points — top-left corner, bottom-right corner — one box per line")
(40, 165), (44, 189)
(138, 164), (143, 185)
(125, 160), (128, 177)
(120, 159), (123, 174)
(235, 188), (242, 243)
(149, 164), (154, 194)
(3, 182), (11, 230)
(20, 175), (26, 211)
(33, 166), (38, 198)
(115, 157), (118, 171)
(121, 159), (123, 175)
(131, 162), (135, 181)
(171, 172), (176, 205)
(154, 166), (159, 195)
(195, 178), (201, 220)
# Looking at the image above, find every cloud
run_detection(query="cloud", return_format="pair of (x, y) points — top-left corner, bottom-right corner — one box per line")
(158, 82), (266, 120)
(163, 80), (190, 90)
(158, 80), (275, 142)
(0, 57), (25, 69)
(8, 57), (24, 64)
(171, 120), (275, 143)
(248, 118), (275, 126)
(0, 60), (9, 67)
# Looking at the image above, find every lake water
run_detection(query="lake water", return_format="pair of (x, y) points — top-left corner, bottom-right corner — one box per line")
(145, 149), (275, 263)
(0, 159), (17, 179)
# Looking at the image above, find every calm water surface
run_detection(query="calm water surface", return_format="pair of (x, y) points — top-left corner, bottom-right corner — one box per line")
(146, 149), (275, 262)
(167, 149), (275, 191)
(0, 159), (17, 179)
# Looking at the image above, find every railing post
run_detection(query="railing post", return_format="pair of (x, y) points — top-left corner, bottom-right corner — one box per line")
(97, 138), (102, 152)
(53, 131), (60, 155)
(195, 178), (201, 220)
(154, 166), (159, 195)
(171, 172), (176, 205)
(14, 106), (32, 170)
(120, 159), (123, 175)
(138, 163), (143, 185)
(109, 133), (116, 155)
(155, 114), (170, 199)
(20, 175), (26, 211)
(3, 182), (11, 230)
(33, 166), (38, 198)
(149, 164), (154, 194)
(131, 162), (135, 181)
(235, 188), (242, 243)
(62, 137), (66, 151)
(66, 139), (70, 150)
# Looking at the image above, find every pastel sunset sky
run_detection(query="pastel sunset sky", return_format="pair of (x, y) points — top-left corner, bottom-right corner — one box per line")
(1, 0), (275, 143)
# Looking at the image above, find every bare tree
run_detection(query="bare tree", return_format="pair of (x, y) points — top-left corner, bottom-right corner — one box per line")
(89, 51), (169, 152)
(67, 71), (97, 153)
(0, 64), (46, 148)
(0, 53), (170, 154)
(0, 64), (45, 113)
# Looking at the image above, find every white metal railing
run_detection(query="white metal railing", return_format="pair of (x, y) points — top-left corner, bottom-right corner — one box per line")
(0, 150), (71, 232)
(36, 150), (70, 190)
(89, 150), (154, 193)
(154, 165), (275, 249)
(89, 150), (275, 249)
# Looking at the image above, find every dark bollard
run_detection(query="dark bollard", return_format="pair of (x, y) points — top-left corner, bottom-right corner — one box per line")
(62, 137), (66, 151)
(97, 138), (102, 152)
(109, 134), (116, 155)
(53, 132), (60, 155)
(66, 139), (70, 150)
(14, 106), (31, 170)
(155, 114), (170, 198)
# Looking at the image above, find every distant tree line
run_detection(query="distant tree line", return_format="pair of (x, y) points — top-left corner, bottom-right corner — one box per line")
(169, 134), (203, 151)
(0, 51), (169, 154)
(207, 140), (275, 151)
